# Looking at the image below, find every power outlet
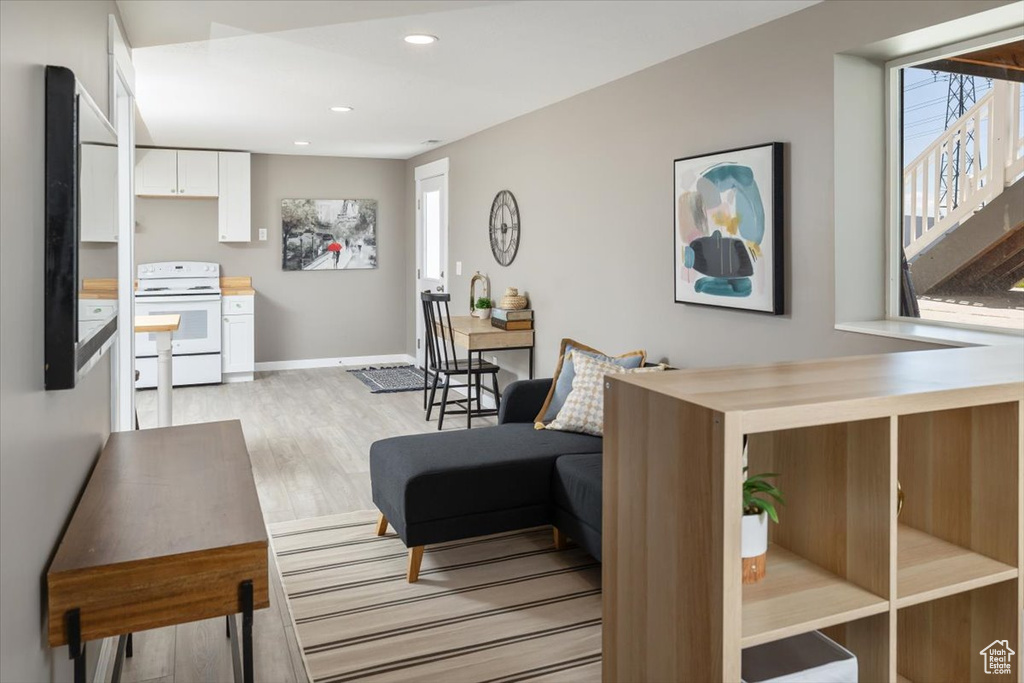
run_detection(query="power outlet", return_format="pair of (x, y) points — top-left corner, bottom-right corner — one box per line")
(456, 261), (463, 276)
(491, 356), (498, 364)
(258, 228), (268, 241)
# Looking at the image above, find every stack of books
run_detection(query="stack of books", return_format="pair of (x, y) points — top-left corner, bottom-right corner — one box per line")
(491, 308), (533, 330)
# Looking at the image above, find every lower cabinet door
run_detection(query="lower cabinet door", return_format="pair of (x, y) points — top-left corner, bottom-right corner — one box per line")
(222, 314), (254, 374)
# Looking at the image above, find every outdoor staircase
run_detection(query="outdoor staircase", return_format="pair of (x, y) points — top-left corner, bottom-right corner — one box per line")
(909, 176), (1024, 295)
(903, 80), (1024, 281)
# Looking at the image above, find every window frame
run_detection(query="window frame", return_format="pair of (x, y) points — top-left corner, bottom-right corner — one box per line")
(884, 28), (1023, 335)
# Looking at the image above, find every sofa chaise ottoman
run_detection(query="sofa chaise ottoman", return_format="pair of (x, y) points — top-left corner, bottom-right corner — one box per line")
(370, 378), (606, 581)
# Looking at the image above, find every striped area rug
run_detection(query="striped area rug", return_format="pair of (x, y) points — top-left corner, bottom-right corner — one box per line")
(270, 510), (602, 683)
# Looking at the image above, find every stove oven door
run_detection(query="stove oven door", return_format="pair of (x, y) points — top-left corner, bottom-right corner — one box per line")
(134, 295), (222, 357)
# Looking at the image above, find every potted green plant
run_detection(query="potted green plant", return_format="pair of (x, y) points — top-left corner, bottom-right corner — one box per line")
(472, 296), (493, 319)
(742, 468), (784, 584)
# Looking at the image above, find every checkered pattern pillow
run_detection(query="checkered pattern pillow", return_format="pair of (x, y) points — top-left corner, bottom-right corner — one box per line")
(546, 352), (665, 436)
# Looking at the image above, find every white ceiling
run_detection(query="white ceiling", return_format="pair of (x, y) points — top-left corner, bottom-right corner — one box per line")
(120, 0), (817, 159)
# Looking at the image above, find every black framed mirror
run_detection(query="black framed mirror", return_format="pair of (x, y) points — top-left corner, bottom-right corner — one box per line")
(45, 65), (119, 390)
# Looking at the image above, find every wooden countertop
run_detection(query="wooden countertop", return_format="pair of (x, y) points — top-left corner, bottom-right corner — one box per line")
(609, 344), (1024, 432)
(221, 275), (255, 296)
(134, 314), (181, 333)
(81, 276), (257, 297)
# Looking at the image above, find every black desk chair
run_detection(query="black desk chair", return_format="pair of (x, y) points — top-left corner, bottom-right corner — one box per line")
(421, 291), (501, 430)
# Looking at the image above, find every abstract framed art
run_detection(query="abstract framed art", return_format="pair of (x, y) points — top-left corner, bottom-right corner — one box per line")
(673, 142), (783, 314)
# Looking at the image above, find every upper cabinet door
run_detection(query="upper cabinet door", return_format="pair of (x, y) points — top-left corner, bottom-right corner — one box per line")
(176, 150), (219, 197)
(218, 152), (251, 242)
(81, 144), (119, 242)
(135, 148), (178, 197)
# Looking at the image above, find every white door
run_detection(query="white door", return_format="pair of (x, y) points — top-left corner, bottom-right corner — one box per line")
(176, 150), (219, 197)
(414, 158), (449, 368)
(218, 152), (251, 242)
(135, 148), (177, 196)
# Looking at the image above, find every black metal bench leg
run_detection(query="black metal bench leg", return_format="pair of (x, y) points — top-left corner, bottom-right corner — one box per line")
(66, 608), (85, 683)
(241, 580), (254, 683)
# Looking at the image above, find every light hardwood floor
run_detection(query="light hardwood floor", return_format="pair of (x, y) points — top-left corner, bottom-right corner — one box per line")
(107, 367), (495, 683)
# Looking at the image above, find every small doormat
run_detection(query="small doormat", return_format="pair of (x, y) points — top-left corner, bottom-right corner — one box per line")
(270, 510), (602, 683)
(348, 365), (425, 393)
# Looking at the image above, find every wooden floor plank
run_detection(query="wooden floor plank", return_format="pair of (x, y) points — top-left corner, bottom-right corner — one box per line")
(129, 364), (494, 682)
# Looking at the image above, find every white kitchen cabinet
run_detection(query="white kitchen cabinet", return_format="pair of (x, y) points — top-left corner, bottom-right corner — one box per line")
(177, 150), (219, 197)
(80, 143), (118, 242)
(218, 152), (251, 242)
(135, 148), (178, 197)
(135, 148), (219, 197)
(222, 296), (254, 381)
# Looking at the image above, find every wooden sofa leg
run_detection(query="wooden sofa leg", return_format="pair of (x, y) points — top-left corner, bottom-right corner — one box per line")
(375, 513), (388, 536)
(553, 526), (568, 550)
(407, 546), (425, 583)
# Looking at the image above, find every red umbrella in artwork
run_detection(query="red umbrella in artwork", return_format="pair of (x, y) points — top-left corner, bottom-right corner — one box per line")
(327, 241), (344, 268)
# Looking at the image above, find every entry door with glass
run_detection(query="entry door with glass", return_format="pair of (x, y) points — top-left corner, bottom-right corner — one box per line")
(415, 161), (448, 367)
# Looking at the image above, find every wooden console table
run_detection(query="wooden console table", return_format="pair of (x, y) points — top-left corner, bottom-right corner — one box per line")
(603, 345), (1023, 682)
(47, 421), (268, 683)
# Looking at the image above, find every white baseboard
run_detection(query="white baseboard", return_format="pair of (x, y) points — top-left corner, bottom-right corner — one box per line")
(223, 372), (254, 383)
(254, 354), (416, 372)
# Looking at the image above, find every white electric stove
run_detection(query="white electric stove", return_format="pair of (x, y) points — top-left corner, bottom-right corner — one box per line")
(135, 261), (222, 388)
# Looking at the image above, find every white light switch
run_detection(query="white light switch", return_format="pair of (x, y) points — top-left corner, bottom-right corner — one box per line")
(258, 228), (268, 241)
(456, 261), (463, 276)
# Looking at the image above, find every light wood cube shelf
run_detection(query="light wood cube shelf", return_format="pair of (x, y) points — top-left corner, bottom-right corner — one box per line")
(603, 345), (1022, 683)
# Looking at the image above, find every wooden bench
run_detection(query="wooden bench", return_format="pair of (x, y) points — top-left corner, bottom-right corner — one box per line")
(47, 420), (268, 683)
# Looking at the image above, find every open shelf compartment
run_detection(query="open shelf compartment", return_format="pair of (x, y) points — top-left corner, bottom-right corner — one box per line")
(897, 403), (1020, 608)
(744, 417), (892, 650)
(742, 544), (888, 647)
(897, 579), (1019, 683)
(897, 524), (1017, 607)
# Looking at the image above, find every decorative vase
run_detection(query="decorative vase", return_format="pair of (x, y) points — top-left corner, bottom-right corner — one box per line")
(472, 307), (492, 320)
(741, 511), (768, 584)
(499, 287), (528, 310)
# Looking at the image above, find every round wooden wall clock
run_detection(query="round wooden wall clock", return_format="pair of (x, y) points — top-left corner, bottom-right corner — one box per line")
(489, 190), (520, 266)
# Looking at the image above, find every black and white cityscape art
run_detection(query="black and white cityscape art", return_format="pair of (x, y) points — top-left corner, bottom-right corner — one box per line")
(282, 199), (378, 271)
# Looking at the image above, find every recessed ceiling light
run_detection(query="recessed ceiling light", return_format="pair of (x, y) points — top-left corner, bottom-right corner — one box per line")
(330, 106), (353, 113)
(404, 34), (438, 45)
(294, 141), (310, 146)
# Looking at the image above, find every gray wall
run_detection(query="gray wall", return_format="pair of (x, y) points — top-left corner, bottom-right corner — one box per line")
(405, 0), (1006, 378)
(135, 154), (408, 363)
(0, 2), (119, 681)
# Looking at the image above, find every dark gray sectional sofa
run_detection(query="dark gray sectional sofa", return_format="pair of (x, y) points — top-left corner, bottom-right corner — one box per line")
(370, 377), (605, 581)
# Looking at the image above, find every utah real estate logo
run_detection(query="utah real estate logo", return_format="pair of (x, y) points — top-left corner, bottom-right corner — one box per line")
(979, 640), (1015, 675)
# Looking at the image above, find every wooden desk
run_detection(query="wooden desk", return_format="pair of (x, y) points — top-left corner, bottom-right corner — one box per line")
(135, 314), (180, 427)
(47, 421), (269, 683)
(435, 315), (535, 378)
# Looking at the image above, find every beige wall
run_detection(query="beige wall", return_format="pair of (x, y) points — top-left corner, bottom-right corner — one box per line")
(0, 2), (119, 681)
(405, 0), (1006, 379)
(135, 154), (408, 363)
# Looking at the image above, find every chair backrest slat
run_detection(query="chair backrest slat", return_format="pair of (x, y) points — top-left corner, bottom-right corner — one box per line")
(421, 292), (458, 371)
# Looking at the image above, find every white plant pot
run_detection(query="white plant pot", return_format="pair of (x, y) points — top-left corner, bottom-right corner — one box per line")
(742, 511), (769, 558)
(472, 308), (492, 319)
(742, 511), (769, 584)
